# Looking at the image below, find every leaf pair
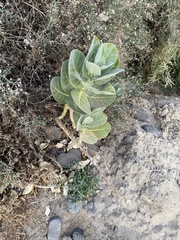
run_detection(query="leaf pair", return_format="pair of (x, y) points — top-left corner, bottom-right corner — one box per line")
(76, 109), (111, 144)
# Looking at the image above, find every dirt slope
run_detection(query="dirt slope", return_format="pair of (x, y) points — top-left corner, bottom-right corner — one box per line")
(20, 95), (180, 240)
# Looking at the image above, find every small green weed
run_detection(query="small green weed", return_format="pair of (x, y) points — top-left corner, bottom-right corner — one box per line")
(66, 166), (99, 203)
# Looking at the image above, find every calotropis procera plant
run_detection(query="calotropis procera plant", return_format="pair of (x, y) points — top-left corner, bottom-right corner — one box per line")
(50, 36), (123, 144)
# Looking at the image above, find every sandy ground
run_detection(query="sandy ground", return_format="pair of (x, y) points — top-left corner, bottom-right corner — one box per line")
(21, 94), (180, 240)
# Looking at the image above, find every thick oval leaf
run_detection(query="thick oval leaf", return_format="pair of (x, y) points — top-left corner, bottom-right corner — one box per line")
(85, 60), (101, 77)
(82, 36), (101, 79)
(78, 109), (107, 128)
(100, 62), (114, 70)
(87, 110), (107, 128)
(68, 49), (85, 87)
(97, 82), (116, 95)
(92, 68), (124, 86)
(95, 43), (118, 67)
(88, 84), (116, 109)
(50, 76), (68, 104)
(94, 45), (105, 66)
(73, 111), (82, 126)
(101, 57), (120, 75)
(89, 94), (116, 109)
(79, 122), (111, 144)
(76, 115), (94, 131)
(76, 115), (84, 131)
(79, 130), (98, 144)
(91, 122), (111, 139)
(82, 116), (94, 125)
(76, 109), (107, 131)
(66, 98), (85, 114)
(87, 36), (100, 60)
(71, 89), (91, 114)
(84, 85), (100, 96)
(61, 60), (75, 92)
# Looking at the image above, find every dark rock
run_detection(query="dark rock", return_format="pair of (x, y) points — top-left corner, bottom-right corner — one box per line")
(49, 148), (61, 157)
(72, 228), (85, 240)
(67, 199), (82, 214)
(57, 149), (82, 169)
(47, 216), (61, 240)
(133, 108), (149, 122)
(46, 126), (62, 141)
(141, 125), (161, 137)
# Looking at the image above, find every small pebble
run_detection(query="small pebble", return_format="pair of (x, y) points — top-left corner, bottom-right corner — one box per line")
(67, 199), (82, 214)
(133, 108), (149, 122)
(47, 216), (61, 240)
(141, 125), (161, 137)
(73, 228), (85, 240)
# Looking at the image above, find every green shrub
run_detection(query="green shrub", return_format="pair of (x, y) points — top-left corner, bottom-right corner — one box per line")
(50, 36), (123, 144)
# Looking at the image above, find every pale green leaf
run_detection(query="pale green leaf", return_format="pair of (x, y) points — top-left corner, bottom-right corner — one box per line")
(79, 130), (98, 144)
(76, 109), (107, 130)
(68, 49), (85, 87)
(86, 110), (107, 128)
(73, 111), (82, 126)
(88, 84), (116, 109)
(94, 45), (105, 66)
(84, 85), (100, 96)
(92, 68), (124, 86)
(101, 57), (120, 75)
(77, 115), (94, 131)
(82, 116), (94, 125)
(100, 62), (114, 70)
(71, 89), (91, 114)
(85, 60), (101, 76)
(79, 122), (111, 144)
(76, 115), (84, 131)
(50, 76), (68, 104)
(91, 122), (111, 139)
(66, 98), (85, 114)
(89, 94), (116, 109)
(61, 60), (74, 92)
(95, 43), (118, 67)
(98, 82), (116, 95)
(87, 36), (100, 59)
(82, 36), (101, 79)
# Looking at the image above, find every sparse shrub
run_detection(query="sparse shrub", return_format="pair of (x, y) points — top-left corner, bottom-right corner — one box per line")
(0, 162), (16, 193)
(148, 42), (180, 93)
(110, 0), (180, 93)
(0, 70), (23, 110)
